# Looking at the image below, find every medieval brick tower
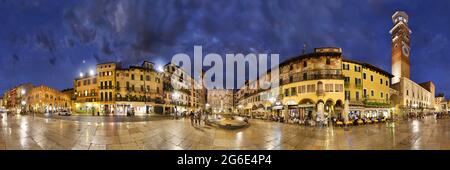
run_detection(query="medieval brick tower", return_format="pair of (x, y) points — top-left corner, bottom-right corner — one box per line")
(390, 11), (411, 84)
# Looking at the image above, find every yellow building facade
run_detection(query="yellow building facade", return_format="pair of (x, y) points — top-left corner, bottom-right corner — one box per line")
(342, 59), (393, 119)
(235, 47), (394, 122)
(74, 61), (164, 115)
(24, 85), (72, 113)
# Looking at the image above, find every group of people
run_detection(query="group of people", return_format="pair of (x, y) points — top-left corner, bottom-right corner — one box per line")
(270, 112), (391, 127)
(405, 111), (450, 120)
(290, 115), (329, 127)
(406, 112), (426, 120)
(188, 111), (207, 127)
(435, 111), (449, 119)
(268, 115), (285, 122)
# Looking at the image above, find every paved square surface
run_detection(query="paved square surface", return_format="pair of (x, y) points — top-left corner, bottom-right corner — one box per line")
(0, 114), (449, 150)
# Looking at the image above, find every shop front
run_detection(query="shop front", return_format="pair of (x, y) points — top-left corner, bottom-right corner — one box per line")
(287, 105), (299, 123)
(348, 106), (365, 119)
(115, 102), (155, 116)
(298, 103), (315, 121)
(348, 106), (391, 120)
(362, 108), (390, 118)
(75, 102), (100, 115)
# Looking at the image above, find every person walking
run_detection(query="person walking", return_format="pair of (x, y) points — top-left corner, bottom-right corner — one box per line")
(203, 111), (208, 125)
(190, 111), (195, 126)
(194, 112), (199, 126)
(196, 112), (202, 126)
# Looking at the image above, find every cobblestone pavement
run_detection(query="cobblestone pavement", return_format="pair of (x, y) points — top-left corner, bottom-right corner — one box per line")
(0, 114), (449, 150)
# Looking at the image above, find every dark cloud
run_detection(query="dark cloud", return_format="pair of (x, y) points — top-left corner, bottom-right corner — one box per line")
(101, 37), (114, 55)
(12, 53), (20, 62)
(65, 36), (76, 48)
(92, 53), (102, 63)
(35, 30), (56, 52)
(63, 7), (97, 44)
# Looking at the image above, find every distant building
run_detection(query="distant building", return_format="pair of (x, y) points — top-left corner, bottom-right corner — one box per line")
(434, 93), (448, 112)
(163, 63), (206, 114)
(0, 97), (4, 108)
(2, 83), (71, 113)
(207, 89), (234, 114)
(2, 83), (34, 113)
(24, 85), (72, 113)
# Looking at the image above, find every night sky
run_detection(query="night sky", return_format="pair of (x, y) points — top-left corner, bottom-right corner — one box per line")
(1, 0), (449, 97)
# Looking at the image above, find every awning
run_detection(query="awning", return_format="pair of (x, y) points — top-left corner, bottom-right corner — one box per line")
(287, 105), (298, 109)
(298, 104), (315, 108)
(349, 106), (365, 110)
(272, 106), (283, 110)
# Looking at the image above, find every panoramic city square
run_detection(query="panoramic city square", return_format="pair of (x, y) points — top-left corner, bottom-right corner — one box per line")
(0, 114), (449, 150)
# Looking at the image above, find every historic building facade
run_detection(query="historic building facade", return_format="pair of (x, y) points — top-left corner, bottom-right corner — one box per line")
(2, 84), (72, 114)
(74, 61), (164, 115)
(434, 94), (448, 112)
(2, 83), (34, 113)
(24, 85), (72, 113)
(235, 47), (395, 122)
(342, 59), (393, 119)
(207, 89), (234, 114)
(162, 63), (206, 114)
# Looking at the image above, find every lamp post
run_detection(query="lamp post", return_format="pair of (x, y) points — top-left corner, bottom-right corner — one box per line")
(21, 100), (26, 115)
(205, 103), (210, 118)
(20, 89), (26, 115)
(172, 91), (180, 119)
(269, 97), (276, 119)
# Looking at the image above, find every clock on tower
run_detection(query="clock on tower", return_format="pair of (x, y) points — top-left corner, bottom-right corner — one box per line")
(390, 11), (412, 84)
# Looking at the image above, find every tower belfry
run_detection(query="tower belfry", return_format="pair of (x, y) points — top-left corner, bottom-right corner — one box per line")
(390, 11), (412, 84)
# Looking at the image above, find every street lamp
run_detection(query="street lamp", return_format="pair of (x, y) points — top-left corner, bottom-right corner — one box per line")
(89, 69), (95, 76)
(21, 89), (26, 95)
(172, 91), (180, 119)
(269, 97), (276, 104)
(79, 72), (84, 78)
(157, 65), (164, 72)
(21, 100), (26, 115)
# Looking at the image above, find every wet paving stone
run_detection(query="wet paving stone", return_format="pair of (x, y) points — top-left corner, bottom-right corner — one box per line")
(0, 114), (449, 150)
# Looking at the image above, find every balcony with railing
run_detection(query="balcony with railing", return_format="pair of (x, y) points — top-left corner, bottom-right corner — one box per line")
(115, 96), (163, 103)
(99, 85), (114, 90)
(281, 69), (343, 85)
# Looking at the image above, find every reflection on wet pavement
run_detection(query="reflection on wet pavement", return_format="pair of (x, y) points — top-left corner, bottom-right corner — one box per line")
(0, 114), (449, 150)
